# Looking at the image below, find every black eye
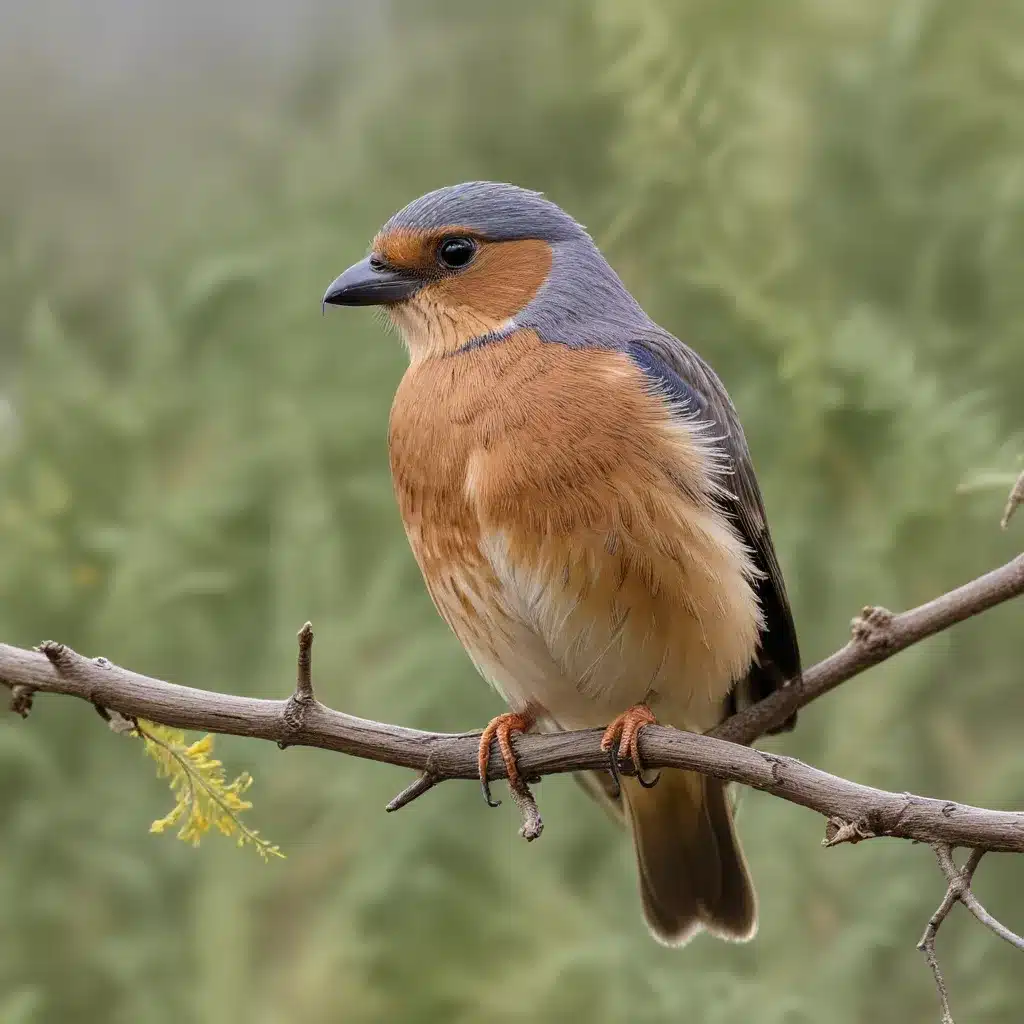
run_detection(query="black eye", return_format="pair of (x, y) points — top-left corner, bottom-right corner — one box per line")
(437, 237), (477, 269)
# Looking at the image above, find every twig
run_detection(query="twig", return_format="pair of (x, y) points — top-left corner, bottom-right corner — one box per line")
(918, 849), (960, 1024)
(295, 622), (314, 699)
(386, 772), (438, 812)
(916, 846), (1024, 1022)
(508, 779), (544, 841)
(918, 847), (987, 1023)
(1002, 469), (1024, 530)
(934, 846), (1024, 952)
(280, 622), (316, 750)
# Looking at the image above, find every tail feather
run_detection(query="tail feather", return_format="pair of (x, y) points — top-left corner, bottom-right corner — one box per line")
(623, 769), (757, 945)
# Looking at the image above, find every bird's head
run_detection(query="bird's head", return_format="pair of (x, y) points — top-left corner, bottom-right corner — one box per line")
(323, 181), (646, 359)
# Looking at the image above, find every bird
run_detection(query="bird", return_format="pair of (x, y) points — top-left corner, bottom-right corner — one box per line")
(323, 182), (800, 946)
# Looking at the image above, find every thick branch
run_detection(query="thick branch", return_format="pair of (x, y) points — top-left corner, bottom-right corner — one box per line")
(1, 553), (1023, 851)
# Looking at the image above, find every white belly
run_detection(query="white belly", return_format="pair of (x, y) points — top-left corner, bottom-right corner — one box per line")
(438, 528), (756, 734)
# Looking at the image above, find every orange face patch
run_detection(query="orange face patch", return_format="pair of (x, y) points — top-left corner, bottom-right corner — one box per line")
(430, 237), (552, 321)
(371, 226), (553, 358)
(372, 227), (451, 275)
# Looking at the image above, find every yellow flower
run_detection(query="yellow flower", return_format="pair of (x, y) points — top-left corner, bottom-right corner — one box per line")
(133, 720), (284, 861)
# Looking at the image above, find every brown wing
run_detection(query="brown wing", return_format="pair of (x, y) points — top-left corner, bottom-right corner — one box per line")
(627, 335), (801, 733)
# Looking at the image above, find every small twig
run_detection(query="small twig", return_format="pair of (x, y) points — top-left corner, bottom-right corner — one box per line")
(917, 843), (976, 1024)
(934, 846), (1024, 952)
(295, 622), (314, 700)
(507, 780), (544, 841)
(386, 771), (439, 812)
(918, 856), (959, 1024)
(280, 622), (316, 749)
(1002, 469), (1024, 530)
(917, 845), (1022, 1023)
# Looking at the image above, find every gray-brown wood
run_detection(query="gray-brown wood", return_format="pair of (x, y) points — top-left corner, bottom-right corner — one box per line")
(2, 552), (1023, 852)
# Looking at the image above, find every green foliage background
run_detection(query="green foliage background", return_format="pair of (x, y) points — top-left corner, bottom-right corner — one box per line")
(1, 1), (1022, 1021)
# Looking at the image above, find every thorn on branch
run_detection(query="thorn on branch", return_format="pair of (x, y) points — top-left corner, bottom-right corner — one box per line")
(822, 815), (876, 847)
(10, 685), (34, 718)
(850, 606), (897, 652)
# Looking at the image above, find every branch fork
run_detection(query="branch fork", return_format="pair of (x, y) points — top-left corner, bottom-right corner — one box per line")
(917, 846), (1024, 1022)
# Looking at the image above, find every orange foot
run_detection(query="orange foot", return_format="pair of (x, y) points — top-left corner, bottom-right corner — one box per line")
(601, 704), (660, 791)
(478, 711), (535, 807)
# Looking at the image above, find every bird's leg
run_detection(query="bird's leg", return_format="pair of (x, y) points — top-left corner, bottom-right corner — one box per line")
(601, 704), (660, 789)
(478, 711), (535, 808)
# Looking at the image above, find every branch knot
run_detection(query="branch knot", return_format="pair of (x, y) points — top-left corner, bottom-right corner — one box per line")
(850, 606), (897, 652)
(37, 640), (72, 672)
(9, 685), (34, 718)
(822, 815), (876, 847)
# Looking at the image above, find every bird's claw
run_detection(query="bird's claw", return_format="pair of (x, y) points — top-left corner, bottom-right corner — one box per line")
(478, 711), (534, 808)
(601, 704), (660, 789)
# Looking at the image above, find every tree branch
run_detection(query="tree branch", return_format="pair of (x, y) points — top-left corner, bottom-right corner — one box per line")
(1, 552), (1022, 852)
(712, 552), (1024, 745)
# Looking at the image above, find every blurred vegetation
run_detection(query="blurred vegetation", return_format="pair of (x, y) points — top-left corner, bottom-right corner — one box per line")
(1, 1), (1022, 1021)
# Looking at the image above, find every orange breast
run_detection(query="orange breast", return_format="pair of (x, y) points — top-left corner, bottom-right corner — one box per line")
(388, 330), (761, 730)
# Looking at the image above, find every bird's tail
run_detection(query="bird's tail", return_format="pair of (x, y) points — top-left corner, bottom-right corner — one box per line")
(622, 768), (757, 945)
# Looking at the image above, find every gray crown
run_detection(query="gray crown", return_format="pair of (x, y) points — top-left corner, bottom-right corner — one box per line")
(382, 181), (587, 244)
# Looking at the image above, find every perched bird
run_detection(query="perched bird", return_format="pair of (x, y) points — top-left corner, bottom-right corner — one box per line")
(323, 182), (799, 946)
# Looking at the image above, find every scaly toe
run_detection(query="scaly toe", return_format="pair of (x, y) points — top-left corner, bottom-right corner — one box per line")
(601, 704), (659, 787)
(478, 711), (534, 808)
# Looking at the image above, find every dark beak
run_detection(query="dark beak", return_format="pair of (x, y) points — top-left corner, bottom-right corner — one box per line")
(322, 257), (421, 311)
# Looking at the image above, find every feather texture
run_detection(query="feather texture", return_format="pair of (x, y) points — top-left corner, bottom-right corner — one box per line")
(389, 329), (761, 732)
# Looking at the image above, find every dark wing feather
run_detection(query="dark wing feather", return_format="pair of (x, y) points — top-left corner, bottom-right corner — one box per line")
(627, 337), (800, 733)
